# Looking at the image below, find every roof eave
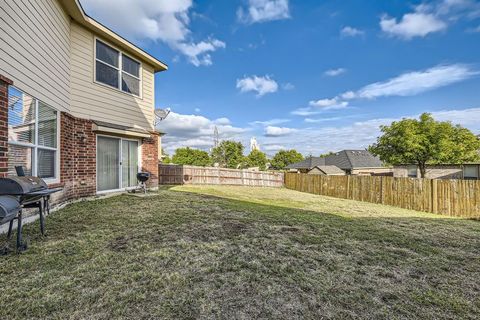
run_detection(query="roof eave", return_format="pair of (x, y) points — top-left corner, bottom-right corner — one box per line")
(59, 0), (168, 73)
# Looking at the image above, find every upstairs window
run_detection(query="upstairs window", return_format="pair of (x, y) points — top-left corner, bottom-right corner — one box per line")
(95, 40), (141, 97)
(8, 87), (58, 180)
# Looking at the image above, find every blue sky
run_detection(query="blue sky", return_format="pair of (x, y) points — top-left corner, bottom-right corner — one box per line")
(81, 0), (480, 156)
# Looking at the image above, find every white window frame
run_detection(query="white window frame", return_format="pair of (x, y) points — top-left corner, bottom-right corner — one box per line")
(8, 86), (60, 184)
(95, 134), (142, 194)
(94, 38), (143, 99)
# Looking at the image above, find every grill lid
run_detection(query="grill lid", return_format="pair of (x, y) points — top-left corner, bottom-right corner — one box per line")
(0, 195), (21, 224)
(0, 176), (48, 195)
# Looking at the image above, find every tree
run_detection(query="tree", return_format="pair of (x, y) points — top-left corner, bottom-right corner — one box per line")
(246, 149), (268, 170)
(270, 149), (304, 170)
(319, 151), (335, 158)
(369, 113), (480, 178)
(171, 147), (211, 166)
(211, 140), (245, 168)
(161, 148), (171, 164)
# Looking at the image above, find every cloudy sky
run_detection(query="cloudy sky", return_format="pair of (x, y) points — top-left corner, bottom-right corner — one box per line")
(81, 0), (480, 156)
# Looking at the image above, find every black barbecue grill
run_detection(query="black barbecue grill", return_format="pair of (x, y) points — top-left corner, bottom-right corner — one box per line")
(0, 176), (62, 252)
(136, 172), (150, 194)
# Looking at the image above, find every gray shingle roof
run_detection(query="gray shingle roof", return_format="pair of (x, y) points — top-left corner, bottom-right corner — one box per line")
(286, 157), (326, 169)
(286, 150), (383, 170)
(312, 165), (345, 175)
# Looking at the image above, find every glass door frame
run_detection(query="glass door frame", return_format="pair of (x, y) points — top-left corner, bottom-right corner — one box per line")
(96, 134), (141, 194)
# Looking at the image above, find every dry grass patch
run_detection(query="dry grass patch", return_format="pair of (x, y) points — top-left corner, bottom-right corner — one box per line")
(0, 185), (479, 319)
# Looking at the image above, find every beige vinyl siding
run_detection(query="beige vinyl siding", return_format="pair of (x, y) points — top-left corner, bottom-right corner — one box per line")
(70, 22), (155, 131)
(0, 0), (70, 112)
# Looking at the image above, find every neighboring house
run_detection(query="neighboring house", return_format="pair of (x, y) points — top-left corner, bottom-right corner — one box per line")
(287, 150), (392, 176)
(0, 0), (167, 203)
(394, 164), (480, 180)
(307, 166), (345, 176)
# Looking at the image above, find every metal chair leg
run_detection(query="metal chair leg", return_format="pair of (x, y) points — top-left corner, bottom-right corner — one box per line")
(7, 220), (14, 239)
(39, 201), (45, 236)
(16, 210), (26, 252)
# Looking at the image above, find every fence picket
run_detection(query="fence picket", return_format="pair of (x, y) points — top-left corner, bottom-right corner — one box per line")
(284, 173), (479, 218)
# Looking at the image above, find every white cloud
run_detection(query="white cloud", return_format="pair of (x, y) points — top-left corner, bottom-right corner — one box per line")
(351, 64), (477, 99)
(282, 82), (295, 90)
(341, 26), (365, 37)
(237, 75), (279, 97)
(250, 119), (291, 126)
(262, 144), (286, 152)
(380, 13), (447, 39)
(194, 108), (201, 113)
(174, 39), (226, 66)
(80, 0), (225, 66)
(304, 117), (341, 123)
(237, 0), (290, 24)
(309, 98), (349, 110)
(380, 0), (480, 39)
(300, 64), (477, 120)
(265, 107), (480, 155)
(215, 117), (231, 125)
(265, 126), (297, 137)
(157, 112), (247, 153)
(290, 107), (322, 116)
(324, 68), (347, 77)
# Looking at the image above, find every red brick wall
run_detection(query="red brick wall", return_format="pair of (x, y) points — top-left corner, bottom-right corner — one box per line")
(141, 133), (159, 188)
(58, 113), (96, 202)
(0, 75), (13, 178)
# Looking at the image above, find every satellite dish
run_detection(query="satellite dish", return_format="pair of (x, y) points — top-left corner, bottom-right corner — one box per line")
(154, 108), (171, 125)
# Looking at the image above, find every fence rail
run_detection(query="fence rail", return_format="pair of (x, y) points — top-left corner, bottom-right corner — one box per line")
(285, 173), (480, 218)
(159, 164), (284, 187)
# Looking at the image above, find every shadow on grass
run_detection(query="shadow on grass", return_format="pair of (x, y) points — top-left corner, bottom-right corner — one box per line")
(0, 188), (478, 319)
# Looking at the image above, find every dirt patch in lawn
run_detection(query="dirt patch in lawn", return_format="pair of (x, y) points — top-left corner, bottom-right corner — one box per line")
(0, 186), (479, 320)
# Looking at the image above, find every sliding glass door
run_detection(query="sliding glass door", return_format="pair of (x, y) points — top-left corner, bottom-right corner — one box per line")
(122, 140), (139, 188)
(97, 136), (120, 192)
(97, 136), (139, 192)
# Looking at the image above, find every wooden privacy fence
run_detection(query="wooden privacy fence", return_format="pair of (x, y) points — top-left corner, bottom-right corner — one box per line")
(159, 164), (284, 187)
(285, 173), (480, 218)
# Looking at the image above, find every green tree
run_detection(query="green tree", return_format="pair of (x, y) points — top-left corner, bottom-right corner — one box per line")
(369, 113), (480, 178)
(319, 151), (335, 158)
(211, 140), (245, 168)
(246, 149), (268, 170)
(171, 147), (211, 166)
(161, 148), (171, 164)
(270, 149), (304, 170)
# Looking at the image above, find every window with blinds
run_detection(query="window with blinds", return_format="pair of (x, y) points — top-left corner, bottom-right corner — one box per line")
(7, 87), (58, 180)
(95, 39), (141, 96)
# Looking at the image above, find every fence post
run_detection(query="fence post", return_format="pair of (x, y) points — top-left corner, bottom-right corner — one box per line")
(346, 175), (351, 199)
(380, 177), (384, 204)
(431, 179), (438, 214)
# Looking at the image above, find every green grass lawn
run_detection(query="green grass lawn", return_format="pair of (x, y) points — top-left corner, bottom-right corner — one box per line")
(1, 185), (479, 319)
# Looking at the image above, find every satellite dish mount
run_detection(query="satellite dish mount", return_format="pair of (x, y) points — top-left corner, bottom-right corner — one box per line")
(154, 108), (171, 126)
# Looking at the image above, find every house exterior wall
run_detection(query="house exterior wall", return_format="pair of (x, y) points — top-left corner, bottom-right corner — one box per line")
(0, 0), (164, 204)
(307, 167), (326, 175)
(0, 0), (71, 113)
(141, 133), (160, 188)
(0, 75), (12, 178)
(394, 165), (464, 179)
(53, 112), (96, 204)
(70, 22), (156, 131)
(351, 167), (394, 176)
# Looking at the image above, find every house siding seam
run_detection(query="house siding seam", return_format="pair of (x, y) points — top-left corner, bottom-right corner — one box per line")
(141, 133), (159, 188)
(0, 75), (12, 178)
